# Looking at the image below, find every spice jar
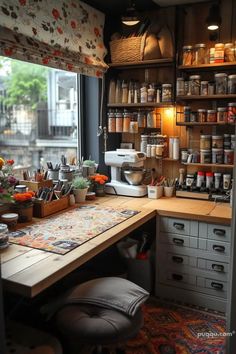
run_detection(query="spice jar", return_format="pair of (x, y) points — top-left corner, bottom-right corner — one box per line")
(198, 109), (207, 122)
(224, 134), (231, 149)
(228, 102), (236, 123)
(207, 109), (217, 122)
(194, 43), (206, 65)
(107, 111), (116, 133)
(121, 80), (128, 103)
(217, 107), (228, 122)
(156, 145), (163, 158)
(224, 43), (235, 62)
(200, 81), (208, 96)
(224, 149), (234, 164)
(206, 172), (213, 189)
(228, 75), (236, 94)
(197, 171), (205, 188)
(215, 73), (228, 94)
(176, 78), (185, 96)
(115, 111), (123, 132)
(182, 45), (193, 65)
(189, 75), (200, 95)
(123, 111), (131, 133)
(161, 83), (172, 102)
(129, 114), (138, 134)
(140, 135), (148, 153)
(200, 135), (211, 150)
(183, 106), (191, 122)
(214, 43), (225, 63)
(212, 149), (223, 164)
(212, 135), (223, 149)
(200, 150), (211, 164)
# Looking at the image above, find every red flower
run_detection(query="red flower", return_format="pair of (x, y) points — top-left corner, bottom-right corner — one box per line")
(6, 159), (14, 165)
(52, 8), (60, 20)
(19, 0), (26, 5)
(4, 48), (13, 56)
(70, 20), (76, 29)
(42, 57), (50, 65)
(66, 63), (73, 71)
(94, 27), (100, 37)
(32, 27), (37, 35)
(57, 27), (63, 34)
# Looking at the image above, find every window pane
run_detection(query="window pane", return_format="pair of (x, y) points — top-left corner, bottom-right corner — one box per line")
(0, 57), (78, 178)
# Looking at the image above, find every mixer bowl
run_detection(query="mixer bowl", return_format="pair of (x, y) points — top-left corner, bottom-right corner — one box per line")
(123, 170), (145, 186)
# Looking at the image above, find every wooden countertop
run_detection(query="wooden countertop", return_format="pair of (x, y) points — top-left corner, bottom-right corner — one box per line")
(0, 196), (231, 297)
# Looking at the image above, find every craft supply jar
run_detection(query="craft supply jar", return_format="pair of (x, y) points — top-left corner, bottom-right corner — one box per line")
(212, 148), (223, 164)
(224, 43), (235, 62)
(217, 107), (228, 122)
(194, 43), (207, 65)
(228, 102), (236, 123)
(182, 45), (193, 65)
(200, 135), (211, 150)
(214, 43), (225, 63)
(161, 83), (172, 102)
(231, 135), (235, 149)
(200, 81), (208, 96)
(140, 135), (148, 153)
(189, 75), (200, 95)
(198, 109), (207, 122)
(206, 172), (213, 189)
(183, 106), (191, 122)
(228, 75), (236, 94)
(107, 111), (116, 133)
(115, 111), (123, 133)
(200, 149), (211, 164)
(214, 173), (221, 189)
(224, 134), (231, 149)
(215, 73), (228, 94)
(224, 149), (234, 164)
(123, 111), (131, 133)
(212, 135), (223, 149)
(176, 78), (185, 96)
(207, 109), (217, 122)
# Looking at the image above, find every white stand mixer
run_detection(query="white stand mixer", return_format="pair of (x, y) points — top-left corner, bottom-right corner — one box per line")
(104, 149), (147, 197)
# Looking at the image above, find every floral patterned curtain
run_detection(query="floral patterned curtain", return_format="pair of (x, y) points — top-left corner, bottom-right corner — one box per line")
(0, 0), (108, 77)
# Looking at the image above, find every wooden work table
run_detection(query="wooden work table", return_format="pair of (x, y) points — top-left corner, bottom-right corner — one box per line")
(0, 196), (232, 298)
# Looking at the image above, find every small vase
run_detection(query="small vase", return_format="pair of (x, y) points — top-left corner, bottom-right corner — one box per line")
(11, 202), (33, 223)
(73, 188), (88, 203)
(95, 184), (106, 197)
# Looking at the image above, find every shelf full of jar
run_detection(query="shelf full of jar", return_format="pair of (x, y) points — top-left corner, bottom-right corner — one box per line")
(181, 162), (234, 168)
(107, 102), (174, 108)
(178, 62), (236, 71)
(176, 121), (235, 126)
(176, 94), (236, 101)
(108, 58), (174, 69)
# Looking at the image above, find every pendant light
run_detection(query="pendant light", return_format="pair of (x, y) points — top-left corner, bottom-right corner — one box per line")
(206, 3), (221, 31)
(121, 1), (140, 26)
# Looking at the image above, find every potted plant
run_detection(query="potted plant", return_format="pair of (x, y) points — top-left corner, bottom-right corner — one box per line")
(11, 190), (35, 222)
(72, 177), (90, 203)
(89, 174), (108, 197)
(83, 159), (97, 176)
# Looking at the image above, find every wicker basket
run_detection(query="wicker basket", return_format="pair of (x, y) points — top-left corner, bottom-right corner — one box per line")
(109, 34), (147, 63)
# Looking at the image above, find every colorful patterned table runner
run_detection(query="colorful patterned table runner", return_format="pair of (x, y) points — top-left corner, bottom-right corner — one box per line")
(8, 205), (139, 255)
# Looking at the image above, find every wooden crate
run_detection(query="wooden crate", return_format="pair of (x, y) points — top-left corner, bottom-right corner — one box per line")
(19, 180), (53, 192)
(33, 196), (69, 218)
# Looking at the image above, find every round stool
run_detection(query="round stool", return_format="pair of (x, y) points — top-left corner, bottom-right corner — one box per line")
(55, 304), (143, 352)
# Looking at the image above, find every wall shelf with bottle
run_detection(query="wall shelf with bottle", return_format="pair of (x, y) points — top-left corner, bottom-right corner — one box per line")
(176, 94), (236, 101)
(176, 121), (235, 127)
(178, 62), (236, 71)
(182, 163), (234, 168)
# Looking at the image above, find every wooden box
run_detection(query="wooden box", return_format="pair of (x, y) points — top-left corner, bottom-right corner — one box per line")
(33, 196), (69, 218)
(19, 180), (53, 192)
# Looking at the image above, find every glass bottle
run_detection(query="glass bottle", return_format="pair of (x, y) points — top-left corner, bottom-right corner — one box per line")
(115, 79), (122, 103)
(107, 110), (116, 133)
(129, 113), (138, 134)
(115, 111), (123, 133)
(121, 80), (128, 104)
(123, 110), (131, 133)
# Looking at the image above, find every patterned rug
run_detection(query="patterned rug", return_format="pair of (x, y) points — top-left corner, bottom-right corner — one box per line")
(8, 205), (139, 255)
(125, 299), (226, 354)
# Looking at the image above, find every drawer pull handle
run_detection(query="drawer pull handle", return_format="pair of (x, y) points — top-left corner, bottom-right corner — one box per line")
(172, 273), (183, 281)
(212, 264), (224, 272)
(213, 245), (225, 253)
(211, 282), (223, 290)
(173, 238), (184, 245)
(172, 256), (184, 263)
(213, 228), (226, 236)
(173, 222), (184, 230)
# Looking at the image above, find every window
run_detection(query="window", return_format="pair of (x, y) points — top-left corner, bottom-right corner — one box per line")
(0, 57), (79, 177)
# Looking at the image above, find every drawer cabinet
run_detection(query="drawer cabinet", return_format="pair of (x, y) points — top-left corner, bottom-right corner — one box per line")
(156, 216), (231, 312)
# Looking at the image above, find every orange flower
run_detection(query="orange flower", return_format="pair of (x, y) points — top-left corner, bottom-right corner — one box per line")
(89, 174), (108, 185)
(13, 191), (35, 202)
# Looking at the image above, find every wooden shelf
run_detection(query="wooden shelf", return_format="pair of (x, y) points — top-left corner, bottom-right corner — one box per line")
(107, 102), (174, 108)
(176, 94), (236, 101)
(178, 62), (236, 70)
(108, 58), (174, 69)
(176, 122), (235, 126)
(182, 163), (234, 168)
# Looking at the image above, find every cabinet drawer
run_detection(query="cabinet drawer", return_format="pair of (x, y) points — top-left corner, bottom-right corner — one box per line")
(160, 233), (198, 249)
(207, 240), (230, 256)
(160, 270), (196, 286)
(197, 277), (227, 298)
(160, 217), (198, 236)
(167, 252), (197, 267)
(199, 222), (231, 242)
(198, 258), (229, 274)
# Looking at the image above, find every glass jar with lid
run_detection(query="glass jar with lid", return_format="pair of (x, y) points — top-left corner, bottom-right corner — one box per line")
(194, 43), (207, 65)
(176, 78), (185, 96)
(217, 107), (228, 122)
(161, 84), (172, 102)
(207, 109), (217, 122)
(123, 111), (131, 133)
(129, 113), (138, 134)
(228, 75), (236, 94)
(200, 81), (208, 96)
(182, 45), (193, 66)
(224, 43), (235, 62)
(228, 102), (236, 123)
(215, 73), (228, 94)
(107, 110), (116, 133)
(200, 135), (211, 150)
(140, 83), (148, 103)
(115, 111), (123, 133)
(214, 43), (225, 63)
(189, 75), (201, 95)
(198, 109), (207, 122)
